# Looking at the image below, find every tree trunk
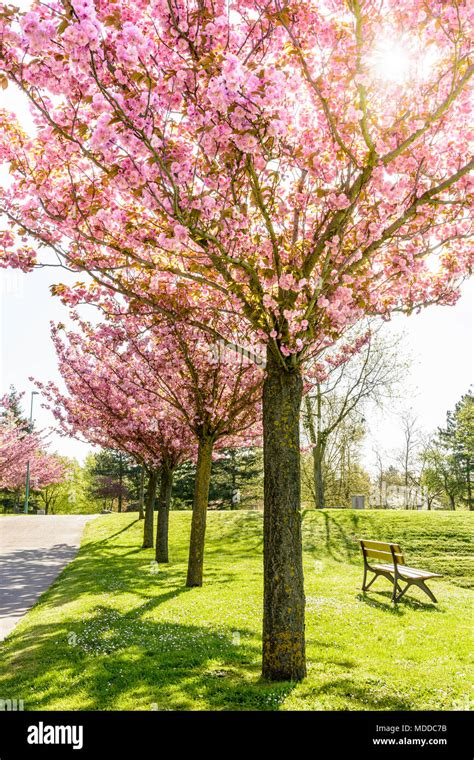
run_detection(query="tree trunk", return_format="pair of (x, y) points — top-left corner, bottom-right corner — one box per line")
(156, 462), (173, 563)
(142, 469), (158, 549)
(186, 436), (213, 587)
(118, 452), (123, 513)
(466, 459), (472, 510)
(138, 464), (145, 520)
(262, 349), (306, 682)
(230, 449), (237, 509)
(304, 392), (325, 509)
(314, 443), (326, 509)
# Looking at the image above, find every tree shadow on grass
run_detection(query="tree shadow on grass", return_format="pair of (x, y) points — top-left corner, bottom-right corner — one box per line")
(30, 538), (239, 611)
(303, 510), (361, 564)
(0, 598), (429, 712)
(0, 606), (300, 711)
(312, 677), (413, 710)
(85, 518), (141, 548)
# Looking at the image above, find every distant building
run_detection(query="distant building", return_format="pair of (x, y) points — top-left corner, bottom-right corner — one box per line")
(351, 495), (365, 509)
(369, 482), (426, 510)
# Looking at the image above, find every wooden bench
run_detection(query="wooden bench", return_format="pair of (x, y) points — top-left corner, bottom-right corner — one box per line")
(359, 539), (442, 603)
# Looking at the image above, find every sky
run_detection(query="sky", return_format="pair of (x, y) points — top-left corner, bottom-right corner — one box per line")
(361, 280), (473, 470)
(0, 44), (472, 471)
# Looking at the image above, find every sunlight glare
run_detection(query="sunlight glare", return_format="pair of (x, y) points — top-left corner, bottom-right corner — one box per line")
(369, 37), (438, 85)
(370, 39), (411, 83)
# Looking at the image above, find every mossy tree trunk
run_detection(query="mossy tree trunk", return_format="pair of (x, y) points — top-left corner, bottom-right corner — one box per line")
(142, 468), (158, 549)
(156, 460), (174, 563)
(186, 436), (214, 588)
(138, 464), (145, 520)
(117, 451), (123, 513)
(262, 348), (306, 681)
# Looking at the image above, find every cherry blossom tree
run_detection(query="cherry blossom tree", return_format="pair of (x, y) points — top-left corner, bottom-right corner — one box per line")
(0, 417), (38, 489)
(0, 0), (472, 680)
(26, 452), (68, 512)
(42, 309), (262, 577)
(3, 448), (66, 490)
(38, 328), (195, 559)
(0, 397), (67, 505)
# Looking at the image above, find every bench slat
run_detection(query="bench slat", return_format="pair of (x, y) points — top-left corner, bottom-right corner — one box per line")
(372, 563), (442, 580)
(361, 539), (397, 551)
(363, 548), (404, 563)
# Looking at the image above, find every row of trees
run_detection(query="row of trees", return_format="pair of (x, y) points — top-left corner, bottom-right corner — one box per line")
(74, 446), (262, 512)
(1, 0), (472, 681)
(82, 388), (473, 514)
(39, 311), (262, 575)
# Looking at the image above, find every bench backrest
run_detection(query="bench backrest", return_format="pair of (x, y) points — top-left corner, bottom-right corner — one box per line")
(359, 539), (405, 566)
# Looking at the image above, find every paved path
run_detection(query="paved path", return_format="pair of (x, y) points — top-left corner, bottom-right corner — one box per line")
(0, 515), (96, 640)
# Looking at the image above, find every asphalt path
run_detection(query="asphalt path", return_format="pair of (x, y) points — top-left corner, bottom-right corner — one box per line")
(0, 515), (96, 640)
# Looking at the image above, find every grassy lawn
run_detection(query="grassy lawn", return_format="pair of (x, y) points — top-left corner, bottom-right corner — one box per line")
(0, 509), (472, 711)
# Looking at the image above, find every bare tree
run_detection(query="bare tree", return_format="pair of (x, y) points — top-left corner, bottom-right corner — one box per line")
(398, 411), (423, 508)
(302, 322), (407, 508)
(373, 446), (388, 508)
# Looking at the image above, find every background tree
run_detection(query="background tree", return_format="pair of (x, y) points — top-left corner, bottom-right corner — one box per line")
(211, 448), (263, 510)
(303, 324), (405, 507)
(372, 446), (388, 509)
(397, 411), (423, 509)
(303, 409), (370, 507)
(173, 447), (263, 510)
(85, 449), (138, 513)
(0, 394), (49, 502)
(1, 385), (28, 428)
(421, 439), (461, 510)
(439, 391), (473, 510)
(39, 457), (98, 514)
(421, 391), (473, 510)
(325, 415), (369, 506)
(33, 454), (71, 513)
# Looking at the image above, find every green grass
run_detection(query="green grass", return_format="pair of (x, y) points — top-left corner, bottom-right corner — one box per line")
(0, 510), (472, 711)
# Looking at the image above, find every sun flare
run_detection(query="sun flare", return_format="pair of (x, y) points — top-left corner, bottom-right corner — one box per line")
(368, 37), (439, 84)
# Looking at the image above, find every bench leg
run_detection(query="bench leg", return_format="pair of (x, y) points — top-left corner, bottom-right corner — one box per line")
(386, 573), (404, 603)
(416, 580), (438, 603)
(392, 583), (409, 603)
(391, 576), (399, 603)
(393, 580), (438, 604)
(387, 574), (404, 594)
(363, 572), (378, 591)
(362, 567), (404, 597)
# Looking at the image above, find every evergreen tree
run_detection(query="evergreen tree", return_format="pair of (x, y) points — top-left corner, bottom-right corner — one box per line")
(439, 391), (473, 510)
(173, 448), (263, 510)
(209, 448), (263, 509)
